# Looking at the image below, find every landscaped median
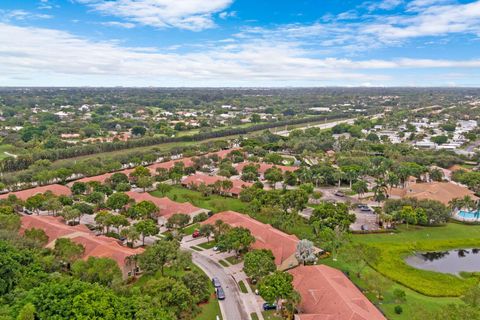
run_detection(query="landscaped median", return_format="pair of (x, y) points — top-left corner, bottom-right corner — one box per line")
(357, 224), (480, 297)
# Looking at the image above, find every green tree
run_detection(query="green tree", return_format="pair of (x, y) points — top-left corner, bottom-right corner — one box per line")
(134, 219), (159, 246)
(71, 182), (87, 195)
(72, 256), (122, 287)
(218, 227), (255, 257)
(181, 272), (210, 303)
(54, 238), (85, 266)
(24, 228), (49, 246)
(243, 249), (276, 282)
(137, 176), (154, 192)
(264, 167), (283, 189)
(106, 192), (130, 211)
(166, 213), (190, 231)
(139, 240), (179, 275)
(259, 271), (296, 307)
(199, 224), (215, 242)
(17, 303), (36, 320)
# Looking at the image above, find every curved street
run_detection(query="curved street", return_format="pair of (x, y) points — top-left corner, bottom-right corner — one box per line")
(190, 250), (248, 320)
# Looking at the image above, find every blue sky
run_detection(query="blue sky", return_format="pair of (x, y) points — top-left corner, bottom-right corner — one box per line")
(1, 0), (480, 86)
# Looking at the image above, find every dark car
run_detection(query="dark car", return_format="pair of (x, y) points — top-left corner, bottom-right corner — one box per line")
(360, 206), (372, 212)
(263, 303), (277, 311)
(212, 277), (221, 288)
(334, 190), (345, 197)
(216, 287), (225, 300)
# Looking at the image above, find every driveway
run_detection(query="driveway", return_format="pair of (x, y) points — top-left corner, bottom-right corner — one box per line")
(190, 250), (248, 320)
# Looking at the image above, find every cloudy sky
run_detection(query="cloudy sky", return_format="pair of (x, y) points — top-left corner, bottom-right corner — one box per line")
(1, 0), (480, 86)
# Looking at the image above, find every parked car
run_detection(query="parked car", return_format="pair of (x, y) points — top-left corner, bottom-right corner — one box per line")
(192, 230), (200, 238)
(216, 287), (225, 300)
(24, 209), (33, 215)
(360, 206), (372, 212)
(212, 277), (221, 288)
(263, 303), (277, 311)
(334, 190), (345, 197)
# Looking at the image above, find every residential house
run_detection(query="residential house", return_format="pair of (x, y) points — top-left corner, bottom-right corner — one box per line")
(20, 215), (143, 278)
(289, 265), (386, 320)
(202, 211), (301, 270)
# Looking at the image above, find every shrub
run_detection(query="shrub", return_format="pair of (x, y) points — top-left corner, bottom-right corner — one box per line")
(394, 305), (403, 314)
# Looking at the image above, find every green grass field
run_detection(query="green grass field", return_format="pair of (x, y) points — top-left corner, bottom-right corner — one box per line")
(150, 186), (248, 213)
(321, 223), (480, 319)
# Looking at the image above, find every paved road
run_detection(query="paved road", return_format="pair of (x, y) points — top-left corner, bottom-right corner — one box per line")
(190, 251), (248, 320)
(274, 113), (383, 137)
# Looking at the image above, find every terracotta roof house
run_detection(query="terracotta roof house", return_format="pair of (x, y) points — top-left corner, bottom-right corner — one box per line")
(389, 181), (478, 206)
(20, 215), (143, 278)
(235, 162), (298, 175)
(148, 158), (195, 174)
(126, 191), (208, 224)
(202, 211), (300, 270)
(182, 173), (252, 197)
(0, 184), (71, 201)
(67, 173), (114, 186)
(289, 265), (386, 320)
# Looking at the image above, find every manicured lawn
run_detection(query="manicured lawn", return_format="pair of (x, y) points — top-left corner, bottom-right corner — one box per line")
(198, 241), (216, 249)
(262, 310), (283, 320)
(191, 246), (203, 251)
(250, 312), (259, 320)
(355, 223), (480, 297)
(323, 222), (480, 319)
(183, 223), (200, 235)
(219, 260), (229, 267)
(238, 280), (248, 293)
(151, 186), (248, 213)
(195, 287), (223, 320)
(225, 255), (243, 265)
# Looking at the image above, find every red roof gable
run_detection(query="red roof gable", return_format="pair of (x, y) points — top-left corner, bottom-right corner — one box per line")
(20, 215), (143, 269)
(126, 191), (204, 219)
(202, 211), (299, 265)
(289, 265), (386, 320)
(0, 184), (71, 201)
(182, 174), (252, 195)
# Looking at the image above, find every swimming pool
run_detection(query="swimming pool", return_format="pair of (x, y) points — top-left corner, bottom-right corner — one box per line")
(457, 210), (480, 220)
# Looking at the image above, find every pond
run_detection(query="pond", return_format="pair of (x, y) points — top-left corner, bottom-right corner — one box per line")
(405, 248), (480, 275)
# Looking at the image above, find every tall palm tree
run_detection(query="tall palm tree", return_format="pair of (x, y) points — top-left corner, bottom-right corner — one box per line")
(372, 178), (388, 203)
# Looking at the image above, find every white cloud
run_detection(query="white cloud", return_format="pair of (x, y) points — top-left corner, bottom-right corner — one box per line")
(219, 11), (236, 19)
(367, 0), (403, 11)
(1, 22), (480, 86)
(364, 1), (480, 41)
(100, 21), (136, 28)
(0, 9), (52, 21)
(76, 0), (234, 31)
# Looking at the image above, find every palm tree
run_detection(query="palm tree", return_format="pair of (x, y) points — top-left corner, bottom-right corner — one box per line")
(333, 170), (345, 188)
(125, 254), (140, 277)
(312, 172), (325, 188)
(463, 195), (476, 212)
(372, 178), (388, 203)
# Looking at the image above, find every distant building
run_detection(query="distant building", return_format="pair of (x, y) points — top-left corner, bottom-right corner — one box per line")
(389, 181), (478, 206)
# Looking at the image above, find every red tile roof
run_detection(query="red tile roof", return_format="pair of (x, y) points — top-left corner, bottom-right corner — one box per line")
(0, 184), (71, 201)
(289, 265), (386, 320)
(202, 211), (299, 265)
(235, 162), (298, 174)
(182, 174), (252, 195)
(20, 215), (143, 270)
(148, 158), (195, 174)
(126, 191), (205, 219)
(69, 173), (114, 186)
